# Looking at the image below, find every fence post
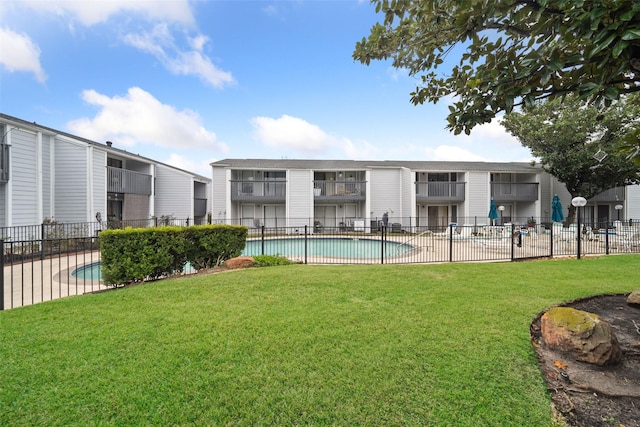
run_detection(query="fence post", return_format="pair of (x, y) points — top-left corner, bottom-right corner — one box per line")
(186, 217), (190, 227)
(261, 225), (265, 255)
(381, 225), (386, 264)
(41, 222), (46, 260)
(449, 223), (453, 263)
(1, 239), (4, 310)
(550, 224), (554, 257)
(510, 225), (515, 261)
(304, 225), (308, 265)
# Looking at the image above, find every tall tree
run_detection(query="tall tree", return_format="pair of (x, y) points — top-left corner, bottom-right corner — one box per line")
(353, 1), (640, 136)
(501, 94), (640, 224)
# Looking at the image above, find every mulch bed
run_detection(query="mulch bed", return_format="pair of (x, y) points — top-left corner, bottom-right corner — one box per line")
(531, 294), (640, 427)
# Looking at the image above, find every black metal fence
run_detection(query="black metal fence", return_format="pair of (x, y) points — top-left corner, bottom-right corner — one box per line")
(3, 220), (640, 310)
(0, 217), (200, 243)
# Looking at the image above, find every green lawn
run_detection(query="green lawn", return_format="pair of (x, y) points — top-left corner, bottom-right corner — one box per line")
(1, 255), (638, 426)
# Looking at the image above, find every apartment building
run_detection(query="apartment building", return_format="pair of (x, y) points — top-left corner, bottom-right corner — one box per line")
(210, 159), (640, 232)
(0, 113), (210, 230)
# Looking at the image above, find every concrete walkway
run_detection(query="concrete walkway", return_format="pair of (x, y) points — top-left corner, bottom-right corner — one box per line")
(2, 251), (109, 310)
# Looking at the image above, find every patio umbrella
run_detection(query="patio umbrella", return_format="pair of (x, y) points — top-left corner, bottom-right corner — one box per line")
(488, 198), (499, 225)
(551, 194), (564, 222)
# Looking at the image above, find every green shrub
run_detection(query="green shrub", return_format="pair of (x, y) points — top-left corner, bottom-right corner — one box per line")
(100, 225), (247, 286)
(100, 227), (187, 286)
(252, 255), (296, 267)
(184, 225), (247, 270)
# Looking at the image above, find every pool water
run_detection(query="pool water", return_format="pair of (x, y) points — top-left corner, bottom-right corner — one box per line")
(241, 237), (413, 259)
(72, 262), (195, 280)
(72, 238), (412, 279)
(72, 262), (102, 280)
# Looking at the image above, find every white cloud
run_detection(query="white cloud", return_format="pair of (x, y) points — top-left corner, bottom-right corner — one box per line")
(386, 66), (409, 82)
(342, 138), (380, 160)
(250, 114), (379, 159)
(67, 87), (228, 153)
(123, 24), (234, 88)
(189, 34), (209, 51)
(463, 117), (521, 147)
(164, 153), (213, 177)
(21, 0), (195, 26)
(262, 5), (280, 17)
(424, 145), (488, 162)
(251, 115), (336, 153)
(0, 27), (47, 83)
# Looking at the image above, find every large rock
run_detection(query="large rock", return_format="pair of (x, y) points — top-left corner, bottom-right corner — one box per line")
(540, 307), (622, 366)
(222, 256), (254, 270)
(627, 289), (640, 306)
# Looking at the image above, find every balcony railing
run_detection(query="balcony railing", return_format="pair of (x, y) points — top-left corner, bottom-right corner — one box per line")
(313, 180), (366, 201)
(490, 182), (538, 201)
(589, 187), (625, 202)
(230, 180), (286, 202)
(107, 166), (152, 195)
(415, 182), (466, 202)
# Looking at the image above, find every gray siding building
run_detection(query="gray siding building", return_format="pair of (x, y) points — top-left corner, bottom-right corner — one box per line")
(211, 158), (640, 232)
(1, 113), (211, 230)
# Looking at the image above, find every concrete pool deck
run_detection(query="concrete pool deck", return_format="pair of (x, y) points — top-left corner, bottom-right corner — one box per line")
(2, 251), (108, 310)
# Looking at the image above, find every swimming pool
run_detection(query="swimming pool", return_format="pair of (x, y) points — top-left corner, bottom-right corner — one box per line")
(241, 237), (414, 259)
(71, 238), (413, 279)
(72, 262), (195, 280)
(72, 262), (102, 280)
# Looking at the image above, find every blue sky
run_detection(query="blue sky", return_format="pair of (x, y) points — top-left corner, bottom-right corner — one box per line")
(0, 0), (533, 177)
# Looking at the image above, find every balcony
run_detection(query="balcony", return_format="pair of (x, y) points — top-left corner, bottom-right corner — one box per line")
(107, 166), (152, 195)
(415, 182), (465, 202)
(589, 186), (625, 203)
(490, 182), (538, 202)
(313, 180), (366, 201)
(231, 180), (286, 202)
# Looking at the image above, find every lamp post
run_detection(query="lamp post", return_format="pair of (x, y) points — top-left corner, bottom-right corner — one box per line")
(572, 197), (587, 259)
(498, 205), (505, 225)
(615, 204), (623, 221)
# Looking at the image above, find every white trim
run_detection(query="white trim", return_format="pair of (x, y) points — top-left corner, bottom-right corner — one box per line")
(36, 131), (43, 222)
(49, 135), (55, 219)
(5, 126), (12, 226)
(87, 145), (94, 222)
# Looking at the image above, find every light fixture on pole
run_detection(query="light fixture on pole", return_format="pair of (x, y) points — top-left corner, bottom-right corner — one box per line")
(571, 197), (587, 259)
(615, 204), (623, 221)
(498, 205), (505, 225)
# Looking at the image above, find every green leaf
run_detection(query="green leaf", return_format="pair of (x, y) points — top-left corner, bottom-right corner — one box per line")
(547, 59), (564, 72)
(588, 33), (618, 57)
(620, 9), (636, 21)
(611, 40), (629, 58)
(602, 86), (619, 101)
(621, 29), (640, 40)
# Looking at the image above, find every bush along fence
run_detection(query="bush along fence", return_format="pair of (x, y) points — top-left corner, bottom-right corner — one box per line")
(3, 221), (640, 310)
(100, 225), (246, 286)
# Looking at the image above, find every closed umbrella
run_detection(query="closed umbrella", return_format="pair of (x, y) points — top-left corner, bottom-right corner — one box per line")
(551, 194), (564, 222)
(488, 198), (499, 225)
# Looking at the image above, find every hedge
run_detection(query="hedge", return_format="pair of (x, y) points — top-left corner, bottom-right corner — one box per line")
(100, 225), (247, 286)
